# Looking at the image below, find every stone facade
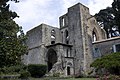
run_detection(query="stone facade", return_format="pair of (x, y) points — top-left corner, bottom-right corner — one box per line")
(23, 3), (120, 77)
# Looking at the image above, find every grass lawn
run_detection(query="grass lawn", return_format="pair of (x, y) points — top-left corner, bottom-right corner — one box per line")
(30, 77), (96, 80)
(0, 78), (96, 80)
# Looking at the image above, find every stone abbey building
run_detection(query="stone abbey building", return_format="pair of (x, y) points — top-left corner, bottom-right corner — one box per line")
(23, 3), (120, 76)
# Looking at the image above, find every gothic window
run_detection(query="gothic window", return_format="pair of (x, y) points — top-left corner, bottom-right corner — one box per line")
(51, 29), (56, 44)
(65, 30), (69, 44)
(92, 31), (97, 42)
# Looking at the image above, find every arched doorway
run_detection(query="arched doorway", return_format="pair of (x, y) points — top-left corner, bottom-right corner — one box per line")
(67, 66), (70, 75)
(66, 62), (73, 75)
(47, 49), (57, 71)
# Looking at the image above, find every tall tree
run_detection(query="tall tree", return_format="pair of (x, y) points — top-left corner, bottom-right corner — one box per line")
(0, 0), (27, 68)
(112, 0), (120, 33)
(95, 7), (115, 38)
(95, 0), (120, 38)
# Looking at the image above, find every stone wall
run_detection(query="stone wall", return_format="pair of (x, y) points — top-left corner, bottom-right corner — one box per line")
(93, 37), (120, 59)
(24, 24), (61, 65)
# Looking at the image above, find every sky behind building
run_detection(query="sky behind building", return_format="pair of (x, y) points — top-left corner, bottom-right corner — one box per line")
(9, 0), (113, 33)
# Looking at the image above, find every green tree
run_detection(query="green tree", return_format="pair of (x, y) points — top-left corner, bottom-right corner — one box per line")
(112, 0), (120, 33)
(95, 7), (115, 38)
(91, 52), (120, 75)
(0, 0), (27, 68)
(95, 0), (120, 38)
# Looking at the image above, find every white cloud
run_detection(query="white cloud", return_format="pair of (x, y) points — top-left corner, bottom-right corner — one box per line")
(87, 0), (113, 15)
(9, 0), (113, 33)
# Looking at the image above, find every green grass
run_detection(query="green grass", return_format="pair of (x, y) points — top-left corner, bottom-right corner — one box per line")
(30, 77), (96, 80)
(0, 77), (96, 80)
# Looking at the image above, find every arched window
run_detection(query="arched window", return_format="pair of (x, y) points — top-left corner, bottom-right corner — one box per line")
(51, 29), (56, 44)
(92, 28), (99, 42)
(92, 31), (97, 42)
(65, 30), (69, 44)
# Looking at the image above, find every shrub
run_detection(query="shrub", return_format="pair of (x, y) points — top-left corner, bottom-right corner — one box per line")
(19, 70), (31, 79)
(91, 52), (120, 75)
(0, 64), (27, 75)
(28, 64), (47, 78)
(108, 75), (120, 80)
(53, 72), (60, 77)
(98, 74), (120, 80)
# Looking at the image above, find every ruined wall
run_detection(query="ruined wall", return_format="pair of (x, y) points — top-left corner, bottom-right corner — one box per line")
(24, 24), (61, 65)
(87, 17), (107, 41)
(93, 37), (120, 59)
(41, 24), (61, 46)
(64, 3), (93, 75)
(23, 25), (45, 64)
(46, 43), (73, 76)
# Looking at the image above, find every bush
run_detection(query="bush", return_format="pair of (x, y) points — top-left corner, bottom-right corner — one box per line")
(91, 52), (120, 75)
(28, 64), (47, 78)
(0, 64), (27, 75)
(53, 72), (60, 77)
(19, 70), (31, 79)
(98, 74), (120, 80)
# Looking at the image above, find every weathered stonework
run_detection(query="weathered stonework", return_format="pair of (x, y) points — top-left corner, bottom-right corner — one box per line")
(23, 3), (120, 77)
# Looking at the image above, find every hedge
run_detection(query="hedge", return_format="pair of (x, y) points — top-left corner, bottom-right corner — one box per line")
(28, 64), (47, 78)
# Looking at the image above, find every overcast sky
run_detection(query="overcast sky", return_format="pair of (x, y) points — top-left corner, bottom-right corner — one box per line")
(9, 0), (113, 33)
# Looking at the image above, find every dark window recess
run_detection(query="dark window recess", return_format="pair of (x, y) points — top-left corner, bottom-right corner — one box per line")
(93, 48), (101, 58)
(66, 49), (68, 57)
(51, 41), (55, 44)
(67, 67), (70, 75)
(116, 44), (120, 52)
(65, 30), (69, 44)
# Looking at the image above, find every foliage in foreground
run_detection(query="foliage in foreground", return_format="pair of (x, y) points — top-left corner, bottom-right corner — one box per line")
(28, 64), (47, 78)
(97, 74), (120, 80)
(0, 0), (27, 68)
(0, 64), (27, 75)
(91, 52), (120, 75)
(0, 64), (31, 79)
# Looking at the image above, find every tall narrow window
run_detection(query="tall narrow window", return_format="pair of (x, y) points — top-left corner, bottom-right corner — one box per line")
(92, 31), (97, 42)
(62, 18), (65, 27)
(61, 31), (63, 43)
(66, 49), (68, 57)
(51, 29), (56, 44)
(65, 30), (69, 44)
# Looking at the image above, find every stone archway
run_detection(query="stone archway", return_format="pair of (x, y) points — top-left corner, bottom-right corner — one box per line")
(66, 62), (73, 76)
(92, 28), (99, 42)
(47, 49), (57, 72)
